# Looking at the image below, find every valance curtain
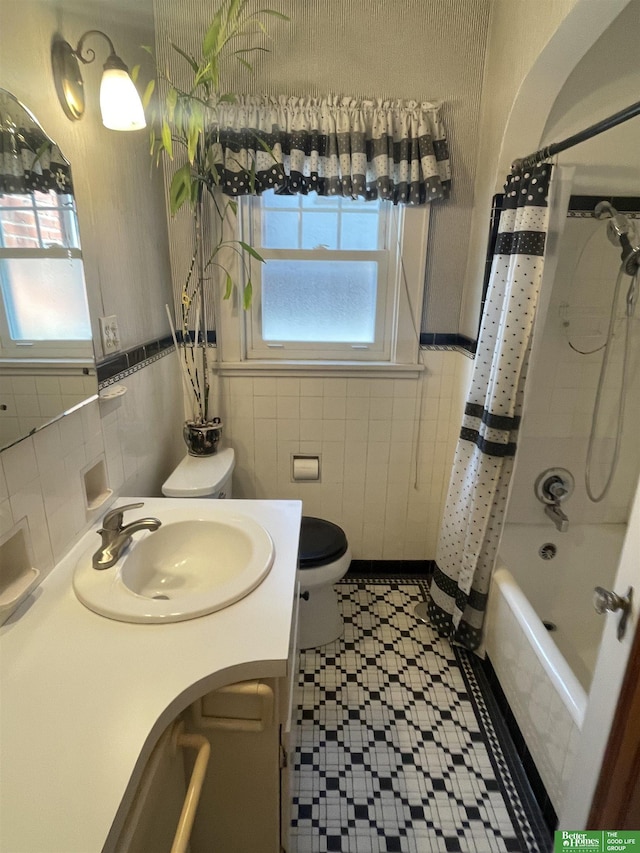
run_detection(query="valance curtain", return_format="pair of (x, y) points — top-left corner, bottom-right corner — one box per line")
(428, 164), (553, 650)
(0, 126), (72, 196)
(207, 95), (450, 204)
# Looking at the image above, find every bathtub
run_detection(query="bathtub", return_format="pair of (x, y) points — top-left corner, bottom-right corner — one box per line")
(485, 523), (625, 814)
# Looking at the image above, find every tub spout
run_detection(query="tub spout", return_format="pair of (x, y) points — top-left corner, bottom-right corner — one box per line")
(545, 502), (569, 533)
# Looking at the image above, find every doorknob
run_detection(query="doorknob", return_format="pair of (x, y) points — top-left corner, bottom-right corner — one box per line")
(593, 586), (633, 641)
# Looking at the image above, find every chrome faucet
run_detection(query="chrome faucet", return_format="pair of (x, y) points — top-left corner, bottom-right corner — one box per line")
(544, 502), (569, 533)
(93, 502), (161, 569)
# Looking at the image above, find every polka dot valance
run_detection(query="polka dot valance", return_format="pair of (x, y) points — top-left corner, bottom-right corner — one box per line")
(206, 95), (451, 205)
(0, 126), (72, 196)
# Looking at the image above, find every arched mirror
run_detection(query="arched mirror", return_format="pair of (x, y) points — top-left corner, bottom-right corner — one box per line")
(0, 88), (96, 451)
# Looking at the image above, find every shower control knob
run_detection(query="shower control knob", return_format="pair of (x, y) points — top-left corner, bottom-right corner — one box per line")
(534, 468), (574, 505)
(593, 586), (633, 641)
(547, 478), (568, 500)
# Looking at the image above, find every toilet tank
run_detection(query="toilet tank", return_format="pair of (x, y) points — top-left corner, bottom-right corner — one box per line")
(162, 448), (235, 498)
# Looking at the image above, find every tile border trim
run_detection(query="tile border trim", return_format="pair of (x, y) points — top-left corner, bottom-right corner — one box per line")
(96, 335), (174, 388)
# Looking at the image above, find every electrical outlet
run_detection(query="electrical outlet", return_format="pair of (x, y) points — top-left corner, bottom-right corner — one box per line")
(99, 315), (121, 353)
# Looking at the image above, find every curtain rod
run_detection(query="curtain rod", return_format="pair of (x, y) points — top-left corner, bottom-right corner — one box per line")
(511, 99), (640, 171)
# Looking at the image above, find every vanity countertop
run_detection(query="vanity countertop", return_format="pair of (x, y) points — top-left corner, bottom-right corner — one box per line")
(0, 498), (302, 853)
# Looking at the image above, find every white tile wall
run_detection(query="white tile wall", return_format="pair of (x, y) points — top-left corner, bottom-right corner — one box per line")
(1, 346), (471, 586)
(0, 372), (96, 448)
(509, 217), (640, 525)
(0, 355), (184, 583)
(217, 350), (471, 560)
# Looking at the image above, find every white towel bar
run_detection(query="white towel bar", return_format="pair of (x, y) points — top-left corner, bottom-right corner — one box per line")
(170, 723), (211, 853)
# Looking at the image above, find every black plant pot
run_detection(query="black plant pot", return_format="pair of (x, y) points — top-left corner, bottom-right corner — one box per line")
(183, 418), (223, 456)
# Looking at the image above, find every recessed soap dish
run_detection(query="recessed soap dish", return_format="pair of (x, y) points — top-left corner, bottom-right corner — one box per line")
(0, 567), (40, 622)
(83, 457), (112, 512)
(0, 520), (40, 625)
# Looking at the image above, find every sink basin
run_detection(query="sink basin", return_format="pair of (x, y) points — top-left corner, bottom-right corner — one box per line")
(73, 515), (274, 623)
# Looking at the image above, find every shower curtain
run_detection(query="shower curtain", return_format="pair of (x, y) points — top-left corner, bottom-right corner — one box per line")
(428, 163), (553, 651)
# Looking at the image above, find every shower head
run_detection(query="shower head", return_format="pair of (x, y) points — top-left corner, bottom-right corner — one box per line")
(620, 238), (640, 276)
(593, 201), (640, 276)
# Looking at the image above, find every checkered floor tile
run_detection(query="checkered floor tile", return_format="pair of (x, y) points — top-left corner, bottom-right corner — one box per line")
(290, 580), (550, 853)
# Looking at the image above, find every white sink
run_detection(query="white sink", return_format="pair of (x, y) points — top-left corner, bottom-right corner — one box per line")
(73, 514), (274, 623)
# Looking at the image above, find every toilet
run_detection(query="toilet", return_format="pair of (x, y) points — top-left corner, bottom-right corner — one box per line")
(161, 447), (235, 498)
(297, 516), (351, 649)
(161, 451), (351, 649)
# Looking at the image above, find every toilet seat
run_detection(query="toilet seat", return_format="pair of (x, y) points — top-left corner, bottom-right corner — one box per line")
(298, 516), (348, 568)
(297, 517), (351, 648)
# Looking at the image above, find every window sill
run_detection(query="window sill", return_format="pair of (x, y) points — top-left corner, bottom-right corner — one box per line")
(0, 357), (95, 372)
(216, 360), (425, 379)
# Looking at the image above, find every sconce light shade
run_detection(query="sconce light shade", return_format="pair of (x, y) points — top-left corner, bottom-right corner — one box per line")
(100, 68), (146, 131)
(51, 31), (146, 132)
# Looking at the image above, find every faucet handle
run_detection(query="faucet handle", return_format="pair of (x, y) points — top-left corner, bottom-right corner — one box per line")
(101, 502), (145, 531)
(547, 478), (568, 500)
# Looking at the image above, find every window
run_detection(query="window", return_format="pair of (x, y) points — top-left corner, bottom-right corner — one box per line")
(0, 190), (92, 359)
(239, 192), (428, 364)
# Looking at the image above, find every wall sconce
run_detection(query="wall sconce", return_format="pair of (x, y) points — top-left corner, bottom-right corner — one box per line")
(51, 30), (146, 131)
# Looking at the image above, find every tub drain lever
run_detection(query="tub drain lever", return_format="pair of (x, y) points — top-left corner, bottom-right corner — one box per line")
(593, 585), (633, 641)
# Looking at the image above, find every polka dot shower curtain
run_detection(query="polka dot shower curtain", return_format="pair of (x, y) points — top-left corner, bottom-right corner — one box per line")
(207, 95), (451, 204)
(428, 164), (553, 651)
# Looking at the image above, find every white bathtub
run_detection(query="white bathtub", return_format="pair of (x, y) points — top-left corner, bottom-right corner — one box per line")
(485, 523), (625, 814)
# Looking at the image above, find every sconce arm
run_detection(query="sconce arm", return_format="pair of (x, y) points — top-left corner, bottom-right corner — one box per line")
(74, 30), (118, 67)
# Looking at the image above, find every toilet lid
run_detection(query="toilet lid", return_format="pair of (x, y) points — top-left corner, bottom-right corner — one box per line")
(298, 516), (348, 569)
(162, 448), (235, 497)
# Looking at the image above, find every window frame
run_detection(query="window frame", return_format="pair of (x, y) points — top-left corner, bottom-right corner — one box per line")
(216, 196), (430, 376)
(0, 191), (92, 360)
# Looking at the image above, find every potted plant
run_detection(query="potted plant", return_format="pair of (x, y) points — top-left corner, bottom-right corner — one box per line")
(138, 1), (286, 455)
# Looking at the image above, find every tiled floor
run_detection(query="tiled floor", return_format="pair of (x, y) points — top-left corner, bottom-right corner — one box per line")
(290, 580), (550, 853)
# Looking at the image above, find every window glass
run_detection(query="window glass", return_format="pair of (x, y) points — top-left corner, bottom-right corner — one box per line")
(0, 191), (90, 348)
(262, 259), (378, 343)
(1, 257), (91, 340)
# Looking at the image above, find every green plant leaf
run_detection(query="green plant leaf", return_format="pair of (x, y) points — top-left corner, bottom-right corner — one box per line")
(218, 93), (237, 103)
(169, 164), (192, 214)
(194, 60), (213, 90)
(161, 119), (173, 159)
(236, 56), (254, 72)
(130, 64), (140, 83)
(238, 241), (264, 262)
(170, 42), (199, 73)
(243, 279), (253, 310)
(242, 17), (269, 37)
(257, 9), (290, 19)
(224, 272), (233, 300)
(29, 141), (51, 170)
(142, 79), (155, 109)
(166, 86), (178, 121)
(234, 47), (269, 57)
(187, 111), (200, 163)
(203, 8), (224, 56)
(228, 199), (238, 216)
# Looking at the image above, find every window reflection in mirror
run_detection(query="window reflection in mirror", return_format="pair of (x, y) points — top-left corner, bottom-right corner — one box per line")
(0, 89), (97, 451)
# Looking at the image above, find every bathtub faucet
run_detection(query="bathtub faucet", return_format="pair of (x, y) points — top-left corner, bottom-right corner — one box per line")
(544, 502), (569, 533)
